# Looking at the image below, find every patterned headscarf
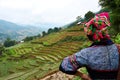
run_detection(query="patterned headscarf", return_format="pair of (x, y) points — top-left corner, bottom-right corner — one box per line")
(84, 12), (111, 42)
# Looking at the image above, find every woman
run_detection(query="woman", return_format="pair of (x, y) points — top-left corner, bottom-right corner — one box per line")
(59, 12), (119, 80)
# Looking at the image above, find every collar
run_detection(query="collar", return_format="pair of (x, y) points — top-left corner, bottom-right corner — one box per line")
(90, 39), (114, 47)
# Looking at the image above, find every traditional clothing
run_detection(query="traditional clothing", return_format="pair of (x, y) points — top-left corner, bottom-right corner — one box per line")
(59, 12), (119, 80)
(59, 41), (119, 79)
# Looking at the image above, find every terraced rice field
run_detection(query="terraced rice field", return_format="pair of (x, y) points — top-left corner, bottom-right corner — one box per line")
(0, 25), (89, 80)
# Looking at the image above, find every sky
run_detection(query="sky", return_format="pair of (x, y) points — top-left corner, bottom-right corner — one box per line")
(0, 0), (101, 26)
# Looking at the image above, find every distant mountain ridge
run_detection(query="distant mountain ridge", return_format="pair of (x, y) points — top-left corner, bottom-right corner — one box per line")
(0, 19), (71, 43)
(0, 19), (42, 43)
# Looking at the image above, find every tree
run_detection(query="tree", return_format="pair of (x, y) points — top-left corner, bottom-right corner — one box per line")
(99, 0), (117, 9)
(47, 27), (62, 34)
(4, 38), (17, 47)
(84, 11), (95, 21)
(23, 36), (34, 42)
(54, 27), (59, 32)
(0, 44), (5, 55)
(37, 34), (41, 38)
(99, 0), (120, 33)
(76, 16), (83, 22)
(42, 31), (47, 37)
(48, 28), (53, 34)
(97, 8), (110, 14)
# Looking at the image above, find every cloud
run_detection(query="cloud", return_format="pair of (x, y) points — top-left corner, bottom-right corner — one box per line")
(0, 0), (101, 25)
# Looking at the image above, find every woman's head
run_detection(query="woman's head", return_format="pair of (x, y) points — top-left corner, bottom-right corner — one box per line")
(84, 12), (111, 42)
(96, 12), (110, 20)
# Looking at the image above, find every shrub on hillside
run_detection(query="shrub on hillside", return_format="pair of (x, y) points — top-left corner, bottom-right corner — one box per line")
(4, 38), (17, 47)
(23, 36), (34, 42)
(79, 28), (84, 31)
(0, 44), (5, 55)
(114, 33), (120, 44)
(72, 36), (87, 41)
(61, 36), (87, 42)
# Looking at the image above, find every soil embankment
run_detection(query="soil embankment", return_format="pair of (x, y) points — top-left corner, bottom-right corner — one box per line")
(40, 71), (74, 80)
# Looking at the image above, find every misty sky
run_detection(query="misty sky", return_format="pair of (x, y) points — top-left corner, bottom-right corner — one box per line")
(0, 0), (101, 25)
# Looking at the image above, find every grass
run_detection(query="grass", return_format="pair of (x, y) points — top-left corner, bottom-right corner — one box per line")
(0, 24), (89, 80)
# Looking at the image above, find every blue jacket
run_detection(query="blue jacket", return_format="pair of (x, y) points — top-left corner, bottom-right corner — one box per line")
(59, 43), (119, 79)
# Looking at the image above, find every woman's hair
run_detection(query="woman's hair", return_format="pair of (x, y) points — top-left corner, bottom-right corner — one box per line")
(87, 35), (94, 41)
(87, 34), (109, 42)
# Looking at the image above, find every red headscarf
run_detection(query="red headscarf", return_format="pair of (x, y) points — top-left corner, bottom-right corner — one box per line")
(84, 12), (110, 42)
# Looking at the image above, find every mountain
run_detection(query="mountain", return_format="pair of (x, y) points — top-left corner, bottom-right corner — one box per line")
(0, 33), (9, 43)
(33, 22), (64, 31)
(0, 20), (43, 43)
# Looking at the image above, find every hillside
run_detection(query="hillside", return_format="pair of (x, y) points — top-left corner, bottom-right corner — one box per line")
(0, 19), (42, 43)
(0, 24), (89, 80)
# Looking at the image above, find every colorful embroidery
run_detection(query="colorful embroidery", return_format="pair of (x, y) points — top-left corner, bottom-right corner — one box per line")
(84, 12), (110, 42)
(69, 55), (79, 70)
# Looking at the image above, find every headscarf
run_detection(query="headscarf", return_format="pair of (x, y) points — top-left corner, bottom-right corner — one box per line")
(84, 12), (111, 42)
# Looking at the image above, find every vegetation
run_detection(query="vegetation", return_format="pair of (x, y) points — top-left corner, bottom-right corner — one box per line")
(114, 33), (120, 44)
(42, 27), (62, 37)
(22, 27), (61, 42)
(47, 27), (62, 35)
(0, 16), (119, 80)
(0, 20), (42, 43)
(84, 11), (95, 22)
(23, 36), (34, 42)
(4, 38), (17, 47)
(0, 24), (90, 80)
(0, 1), (120, 79)
(99, 0), (120, 33)
(0, 44), (5, 55)
(76, 16), (84, 22)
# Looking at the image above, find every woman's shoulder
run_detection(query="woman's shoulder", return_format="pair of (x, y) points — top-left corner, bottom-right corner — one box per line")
(81, 44), (117, 53)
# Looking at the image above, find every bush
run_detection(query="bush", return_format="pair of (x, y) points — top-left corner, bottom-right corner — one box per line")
(114, 33), (120, 44)
(61, 36), (87, 42)
(4, 38), (17, 47)
(79, 28), (84, 31)
(0, 44), (5, 55)
(23, 36), (34, 42)
(72, 36), (87, 41)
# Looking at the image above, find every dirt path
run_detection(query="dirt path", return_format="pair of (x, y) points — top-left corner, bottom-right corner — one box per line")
(39, 71), (75, 80)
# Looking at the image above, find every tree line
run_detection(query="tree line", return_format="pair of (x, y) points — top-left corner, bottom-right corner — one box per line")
(2, 27), (62, 47)
(42, 27), (62, 37)
(0, 27), (62, 55)
(99, 0), (120, 33)
(76, 0), (120, 34)
(23, 27), (62, 41)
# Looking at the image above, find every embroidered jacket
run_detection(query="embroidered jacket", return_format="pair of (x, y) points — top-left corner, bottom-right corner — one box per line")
(59, 44), (119, 79)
